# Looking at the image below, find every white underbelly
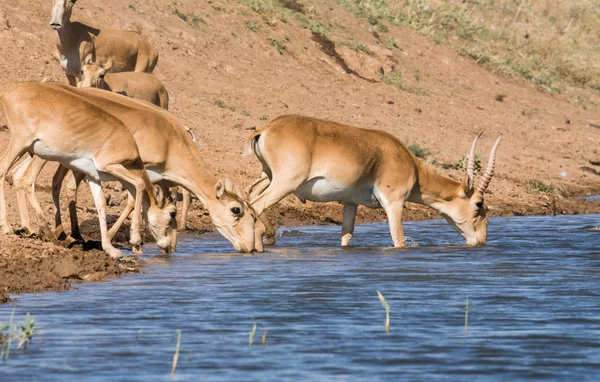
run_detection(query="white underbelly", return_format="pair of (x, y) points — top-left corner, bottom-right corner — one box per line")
(145, 168), (164, 184)
(31, 141), (111, 182)
(295, 177), (381, 207)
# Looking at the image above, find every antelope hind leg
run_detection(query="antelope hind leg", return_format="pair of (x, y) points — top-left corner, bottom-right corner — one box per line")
(341, 203), (358, 246)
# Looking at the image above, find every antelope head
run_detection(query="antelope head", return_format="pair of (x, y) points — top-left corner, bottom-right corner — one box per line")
(212, 179), (262, 253)
(146, 186), (178, 254)
(441, 133), (502, 246)
(78, 54), (114, 88)
(49, 0), (76, 31)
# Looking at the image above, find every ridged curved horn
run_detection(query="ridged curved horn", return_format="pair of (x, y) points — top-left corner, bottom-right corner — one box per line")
(476, 135), (502, 195)
(466, 132), (483, 190)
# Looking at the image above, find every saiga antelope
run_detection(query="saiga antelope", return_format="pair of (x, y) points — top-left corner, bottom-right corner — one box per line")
(11, 83), (262, 253)
(247, 115), (501, 247)
(49, 0), (158, 86)
(0, 82), (177, 258)
(77, 55), (195, 229)
(78, 55), (169, 109)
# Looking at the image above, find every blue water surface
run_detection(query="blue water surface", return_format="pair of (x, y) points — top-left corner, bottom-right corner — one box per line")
(1, 214), (599, 381)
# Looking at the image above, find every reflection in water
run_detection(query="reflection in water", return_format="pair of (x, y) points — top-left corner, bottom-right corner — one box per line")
(1, 215), (599, 381)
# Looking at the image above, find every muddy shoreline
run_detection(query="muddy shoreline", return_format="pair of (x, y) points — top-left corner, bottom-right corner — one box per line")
(2, 194), (598, 304)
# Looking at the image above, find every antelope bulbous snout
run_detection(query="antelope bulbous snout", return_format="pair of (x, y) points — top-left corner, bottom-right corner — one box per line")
(156, 237), (176, 254)
(465, 231), (487, 247)
(233, 241), (252, 253)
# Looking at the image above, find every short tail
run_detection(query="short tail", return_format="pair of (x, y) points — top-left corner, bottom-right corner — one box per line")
(241, 129), (263, 159)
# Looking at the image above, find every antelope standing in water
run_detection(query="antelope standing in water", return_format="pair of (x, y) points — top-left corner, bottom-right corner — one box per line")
(0, 82), (177, 258)
(49, 0), (158, 85)
(246, 115), (501, 247)
(9, 83), (262, 253)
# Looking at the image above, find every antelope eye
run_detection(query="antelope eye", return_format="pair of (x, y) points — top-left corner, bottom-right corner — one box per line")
(231, 207), (241, 215)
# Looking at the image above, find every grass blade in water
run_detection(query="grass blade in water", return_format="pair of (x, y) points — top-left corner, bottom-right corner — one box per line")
(171, 330), (181, 375)
(464, 297), (471, 333)
(377, 290), (391, 334)
(249, 323), (257, 347)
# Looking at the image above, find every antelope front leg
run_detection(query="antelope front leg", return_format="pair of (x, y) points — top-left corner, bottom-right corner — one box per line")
(65, 171), (86, 242)
(385, 201), (406, 248)
(250, 177), (300, 246)
(179, 188), (191, 230)
(53, 165), (86, 242)
(52, 164), (70, 240)
(107, 191), (135, 241)
(341, 203), (358, 246)
(88, 179), (121, 258)
(247, 172), (276, 245)
(100, 164), (145, 253)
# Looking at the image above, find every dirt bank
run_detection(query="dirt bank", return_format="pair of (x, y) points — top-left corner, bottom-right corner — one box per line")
(0, 233), (139, 303)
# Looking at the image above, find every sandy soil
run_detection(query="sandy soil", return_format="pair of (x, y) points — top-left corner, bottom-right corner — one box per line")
(0, 0), (598, 302)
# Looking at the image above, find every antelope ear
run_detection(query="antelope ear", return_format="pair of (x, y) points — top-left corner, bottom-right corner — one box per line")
(153, 185), (165, 208)
(103, 58), (114, 72)
(461, 174), (472, 197)
(224, 178), (234, 194)
(83, 53), (93, 65)
(215, 180), (226, 200)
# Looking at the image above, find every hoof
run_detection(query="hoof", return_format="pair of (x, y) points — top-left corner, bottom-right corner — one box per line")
(66, 235), (86, 248)
(15, 227), (36, 238)
(38, 227), (56, 242)
(81, 240), (102, 250)
(132, 245), (144, 255)
(106, 247), (121, 259)
(263, 234), (276, 246)
(56, 230), (68, 241)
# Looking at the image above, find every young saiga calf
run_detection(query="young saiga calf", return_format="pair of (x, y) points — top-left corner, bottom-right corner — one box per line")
(0, 82), (176, 258)
(78, 55), (169, 109)
(246, 115), (501, 247)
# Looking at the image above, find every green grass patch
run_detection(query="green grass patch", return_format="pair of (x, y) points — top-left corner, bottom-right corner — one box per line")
(457, 153), (482, 173)
(1, 310), (37, 361)
(408, 144), (432, 159)
(527, 180), (557, 194)
(173, 8), (205, 27)
(245, 21), (260, 32)
(268, 37), (293, 56)
(214, 100), (236, 112)
(380, 72), (425, 95)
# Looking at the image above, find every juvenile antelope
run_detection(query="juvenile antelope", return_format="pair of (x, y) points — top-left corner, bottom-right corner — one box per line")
(50, 0), (158, 85)
(76, 55), (196, 229)
(0, 82), (177, 258)
(247, 115), (501, 247)
(11, 83), (262, 253)
(78, 55), (169, 109)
